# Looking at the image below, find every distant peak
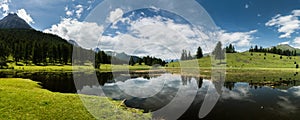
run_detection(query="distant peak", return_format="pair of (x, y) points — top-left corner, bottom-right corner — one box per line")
(0, 13), (32, 29)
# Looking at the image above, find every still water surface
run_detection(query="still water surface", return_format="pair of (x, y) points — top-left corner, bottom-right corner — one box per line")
(1, 71), (300, 120)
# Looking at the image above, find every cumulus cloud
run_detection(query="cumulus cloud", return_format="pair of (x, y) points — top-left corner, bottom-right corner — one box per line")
(0, 0), (10, 16)
(64, 6), (73, 17)
(217, 30), (257, 47)
(266, 10), (300, 38)
(16, 9), (34, 24)
(43, 18), (104, 48)
(292, 10), (300, 17)
(66, 10), (73, 16)
(44, 7), (256, 59)
(293, 37), (300, 48)
(100, 16), (211, 59)
(107, 8), (124, 23)
(75, 4), (84, 18)
(99, 14), (257, 59)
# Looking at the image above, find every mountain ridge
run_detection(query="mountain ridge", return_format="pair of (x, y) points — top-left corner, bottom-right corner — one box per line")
(0, 13), (32, 29)
(275, 44), (300, 55)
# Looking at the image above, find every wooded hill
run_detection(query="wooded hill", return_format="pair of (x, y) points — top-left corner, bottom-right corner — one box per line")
(0, 29), (73, 66)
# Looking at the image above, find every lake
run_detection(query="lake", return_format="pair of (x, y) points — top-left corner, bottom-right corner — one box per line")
(1, 71), (300, 120)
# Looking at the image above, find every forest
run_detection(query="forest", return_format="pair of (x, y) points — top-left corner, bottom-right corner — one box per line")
(0, 29), (166, 68)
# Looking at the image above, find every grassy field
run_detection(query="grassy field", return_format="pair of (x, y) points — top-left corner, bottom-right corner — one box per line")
(1, 62), (153, 72)
(0, 78), (151, 120)
(3, 52), (300, 82)
(100, 64), (151, 72)
(167, 52), (299, 69)
(166, 52), (300, 81)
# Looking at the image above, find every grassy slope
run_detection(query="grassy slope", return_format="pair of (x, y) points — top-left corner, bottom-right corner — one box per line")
(168, 52), (299, 69)
(167, 52), (300, 81)
(0, 78), (151, 120)
(276, 44), (300, 55)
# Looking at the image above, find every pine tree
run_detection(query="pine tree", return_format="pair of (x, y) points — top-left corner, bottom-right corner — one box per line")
(196, 46), (203, 59)
(213, 41), (225, 63)
(188, 51), (192, 60)
(129, 56), (135, 66)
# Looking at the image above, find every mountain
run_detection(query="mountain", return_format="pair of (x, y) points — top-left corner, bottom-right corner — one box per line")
(275, 44), (300, 55)
(105, 51), (140, 62)
(0, 13), (32, 29)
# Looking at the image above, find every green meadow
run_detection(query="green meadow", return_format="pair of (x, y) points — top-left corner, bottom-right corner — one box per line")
(166, 52), (300, 82)
(0, 78), (151, 120)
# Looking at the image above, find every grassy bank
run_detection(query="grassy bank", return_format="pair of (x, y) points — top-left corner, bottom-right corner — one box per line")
(0, 78), (151, 120)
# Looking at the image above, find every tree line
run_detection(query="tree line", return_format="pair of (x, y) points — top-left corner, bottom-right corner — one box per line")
(180, 43), (234, 61)
(249, 45), (297, 56)
(0, 29), (169, 69)
(180, 46), (204, 61)
(128, 56), (166, 66)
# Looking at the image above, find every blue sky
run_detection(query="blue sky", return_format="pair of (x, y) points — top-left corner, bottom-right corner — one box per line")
(1, 0), (300, 58)
(197, 0), (300, 48)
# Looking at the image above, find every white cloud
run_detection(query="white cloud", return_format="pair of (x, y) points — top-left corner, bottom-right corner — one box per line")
(245, 4), (249, 9)
(43, 18), (104, 49)
(293, 37), (300, 48)
(75, 5), (84, 18)
(0, 0), (10, 16)
(257, 14), (261, 17)
(217, 30), (257, 47)
(16, 9), (34, 24)
(98, 14), (257, 59)
(66, 10), (73, 16)
(64, 6), (73, 17)
(266, 10), (300, 38)
(292, 10), (300, 16)
(100, 16), (211, 59)
(107, 8), (124, 23)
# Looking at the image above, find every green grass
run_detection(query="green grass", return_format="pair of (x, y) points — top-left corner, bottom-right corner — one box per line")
(166, 52), (300, 81)
(2, 61), (152, 72)
(168, 52), (299, 69)
(100, 64), (151, 72)
(226, 52), (298, 68)
(0, 78), (151, 120)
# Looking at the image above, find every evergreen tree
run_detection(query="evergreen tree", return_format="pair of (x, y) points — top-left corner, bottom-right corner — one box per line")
(196, 46), (203, 59)
(188, 51), (192, 60)
(226, 44), (236, 53)
(181, 49), (190, 60)
(213, 41), (225, 63)
(62, 44), (70, 65)
(129, 56), (135, 66)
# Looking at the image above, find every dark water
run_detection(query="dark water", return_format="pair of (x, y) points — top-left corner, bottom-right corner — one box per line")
(1, 71), (300, 120)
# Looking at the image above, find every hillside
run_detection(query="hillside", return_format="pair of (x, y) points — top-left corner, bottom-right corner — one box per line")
(168, 52), (299, 68)
(275, 44), (300, 55)
(0, 29), (74, 66)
